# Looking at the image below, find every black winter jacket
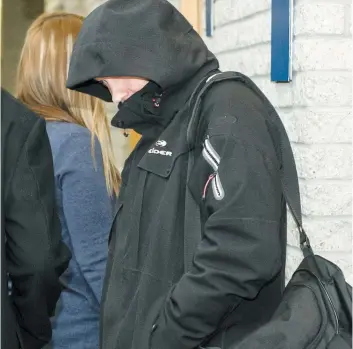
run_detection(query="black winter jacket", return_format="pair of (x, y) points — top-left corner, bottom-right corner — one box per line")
(1, 89), (71, 349)
(67, 1), (287, 348)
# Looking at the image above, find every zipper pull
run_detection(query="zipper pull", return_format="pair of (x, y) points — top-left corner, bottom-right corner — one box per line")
(202, 172), (217, 200)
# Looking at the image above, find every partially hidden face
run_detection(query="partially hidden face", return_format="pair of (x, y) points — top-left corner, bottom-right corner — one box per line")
(96, 76), (149, 104)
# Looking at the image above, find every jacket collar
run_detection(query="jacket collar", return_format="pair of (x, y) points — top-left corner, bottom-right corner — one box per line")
(111, 82), (166, 138)
(111, 60), (220, 139)
(137, 63), (220, 178)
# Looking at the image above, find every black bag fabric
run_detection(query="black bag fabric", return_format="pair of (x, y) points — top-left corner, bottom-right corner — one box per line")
(185, 72), (352, 349)
(233, 255), (352, 349)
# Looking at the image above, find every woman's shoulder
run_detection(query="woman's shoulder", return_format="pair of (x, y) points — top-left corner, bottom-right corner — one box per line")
(46, 121), (91, 142)
(46, 121), (94, 153)
(46, 122), (101, 166)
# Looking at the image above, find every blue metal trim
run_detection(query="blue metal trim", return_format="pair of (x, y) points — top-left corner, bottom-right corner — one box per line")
(271, 0), (293, 82)
(205, 0), (213, 37)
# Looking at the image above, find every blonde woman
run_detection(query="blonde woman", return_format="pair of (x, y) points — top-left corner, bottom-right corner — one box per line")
(16, 12), (120, 349)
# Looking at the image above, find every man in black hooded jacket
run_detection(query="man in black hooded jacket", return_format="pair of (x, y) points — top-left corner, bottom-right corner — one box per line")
(66, 1), (288, 348)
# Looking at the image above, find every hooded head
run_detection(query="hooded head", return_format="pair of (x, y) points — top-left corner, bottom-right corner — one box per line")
(66, 0), (218, 102)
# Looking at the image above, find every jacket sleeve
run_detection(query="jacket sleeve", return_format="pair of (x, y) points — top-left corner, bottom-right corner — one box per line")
(150, 87), (284, 349)
(5, 118), (71, 349)
(57, 132), (113, 304)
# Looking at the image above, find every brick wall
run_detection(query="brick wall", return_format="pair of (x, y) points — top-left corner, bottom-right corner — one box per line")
(203, 0), (352, 283)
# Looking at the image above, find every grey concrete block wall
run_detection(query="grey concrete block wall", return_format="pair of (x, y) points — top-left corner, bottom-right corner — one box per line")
(203, 0), (352, 284)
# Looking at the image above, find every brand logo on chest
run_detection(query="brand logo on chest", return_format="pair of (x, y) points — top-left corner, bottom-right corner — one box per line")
(148, 148), (173, 156)
(155, 140), (167, 147)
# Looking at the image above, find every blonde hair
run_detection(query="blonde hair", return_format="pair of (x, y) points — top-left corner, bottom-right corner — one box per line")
(16, 12), (121, 195)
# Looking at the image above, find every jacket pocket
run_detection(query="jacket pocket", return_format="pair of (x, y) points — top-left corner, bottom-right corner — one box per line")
(149, 322), (159, 349)
(145, 296), (165, 349)
(138, 147), (188, 179)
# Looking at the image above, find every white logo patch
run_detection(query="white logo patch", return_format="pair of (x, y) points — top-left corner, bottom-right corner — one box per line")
(155, 140), (167, 147)
(148, 148), (172, 156)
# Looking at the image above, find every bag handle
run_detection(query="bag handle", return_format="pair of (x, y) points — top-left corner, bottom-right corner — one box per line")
(186, 71), (313, 258)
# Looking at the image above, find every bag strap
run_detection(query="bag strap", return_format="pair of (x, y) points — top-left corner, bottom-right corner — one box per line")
(184, 142), (199, 272)
(185, 71), (313, 264)
(184, 74), (221, 272)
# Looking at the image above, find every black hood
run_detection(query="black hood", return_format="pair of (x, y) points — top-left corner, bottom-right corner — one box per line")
(66, 0), (218, 102)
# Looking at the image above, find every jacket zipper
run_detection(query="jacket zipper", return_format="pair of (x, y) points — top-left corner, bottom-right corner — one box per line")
(202, 137), (225, 200)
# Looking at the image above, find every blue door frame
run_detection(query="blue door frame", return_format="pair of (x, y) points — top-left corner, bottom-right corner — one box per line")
(204, 0), (293, 82)
(271, 0), (293, 82)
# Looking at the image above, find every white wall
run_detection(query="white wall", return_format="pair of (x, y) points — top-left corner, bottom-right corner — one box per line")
(45, 0), (105, 16)
(203, 0), (352, 283)
(169, 0), (180, 10)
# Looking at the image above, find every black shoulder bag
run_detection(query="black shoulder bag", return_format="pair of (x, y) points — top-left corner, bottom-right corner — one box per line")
(185, 72), (352, 349)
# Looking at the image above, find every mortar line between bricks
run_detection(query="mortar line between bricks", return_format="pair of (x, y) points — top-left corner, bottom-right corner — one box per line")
(294, 70), (352, 76)
(275, 105), (352, 110)
(294, 33), (352, 39)
(298, 178), (352, 184)
(296, 250), (352, 257)
(214, 41), (271, 56)
(294, 68), (352, 74)
(295, 0), (352, 5)
(271, 70), (352, 78)
(294, 36), (352, 42)
(344, 4), (352, 35)
(277, 106), (352, 112)
(302, 215), (352, 220)
(301, 178), (353, 182)
(291, 70), (353, 79)
(289, 104), (352, 109)
(292, 142), (352, 147)
(245, 73), (274, 80)
(286, 244), (352, 254)
(292, 142), (352, 146)
(214, 8), (270, 30)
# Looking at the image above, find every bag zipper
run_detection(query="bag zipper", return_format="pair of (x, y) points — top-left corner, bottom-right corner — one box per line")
(296, 268), (339, 334)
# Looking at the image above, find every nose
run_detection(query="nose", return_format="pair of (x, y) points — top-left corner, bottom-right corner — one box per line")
(110, 86), (129, 103)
